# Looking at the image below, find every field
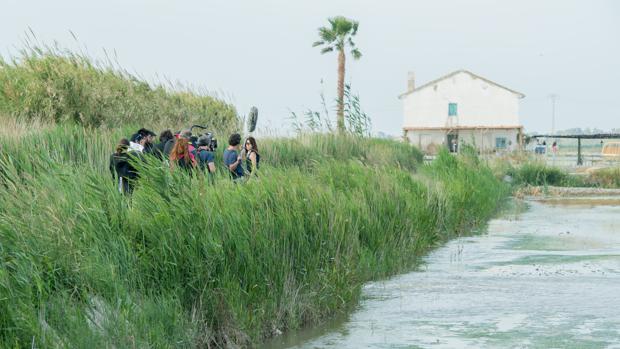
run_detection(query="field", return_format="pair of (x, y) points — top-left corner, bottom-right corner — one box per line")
(0, 49), (509, 348)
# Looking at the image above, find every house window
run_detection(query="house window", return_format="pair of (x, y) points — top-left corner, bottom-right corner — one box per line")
(496, 137), (507, 149)
(448, 103), (457, 116)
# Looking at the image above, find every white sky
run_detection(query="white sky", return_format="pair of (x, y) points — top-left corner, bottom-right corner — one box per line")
(2, 0), (619, 135)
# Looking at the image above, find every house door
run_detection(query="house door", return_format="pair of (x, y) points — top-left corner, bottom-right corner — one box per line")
(447, 133), (459, 153)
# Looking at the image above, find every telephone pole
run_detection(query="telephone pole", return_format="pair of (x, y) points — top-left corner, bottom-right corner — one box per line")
(549, 94), (558, 135)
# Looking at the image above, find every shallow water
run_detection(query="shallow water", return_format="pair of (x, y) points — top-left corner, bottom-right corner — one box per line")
(262, 198), (620, 349)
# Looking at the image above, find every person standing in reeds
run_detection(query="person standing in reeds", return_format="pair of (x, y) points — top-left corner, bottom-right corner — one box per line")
(170, 137), (196, 172)
(224, 133), (244, 181)
(244, 136), (260, 177)
(136, 128), (157, 154)
(109, 138), (136, 194)
(196, 135), (216, 174)
(152, 129), (174, 160)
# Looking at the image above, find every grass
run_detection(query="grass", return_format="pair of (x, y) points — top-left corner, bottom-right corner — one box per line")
(0, 44), (238, 130)
(0, 123), (508, 348)
(504, 161), (620, 189)
(507, 162), (572, 186)
(586, 167), (620, 188)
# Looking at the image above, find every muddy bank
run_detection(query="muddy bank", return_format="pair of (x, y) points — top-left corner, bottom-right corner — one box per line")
(516, 185), (620, 198)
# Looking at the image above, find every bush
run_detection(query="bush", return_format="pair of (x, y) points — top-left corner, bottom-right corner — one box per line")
(509, 162), (570, 186)
(586, 167), (620, 188)
(0, 46), (238, 130)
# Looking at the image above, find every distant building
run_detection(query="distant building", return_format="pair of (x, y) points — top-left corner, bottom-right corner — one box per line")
(399, 70), (525, 153)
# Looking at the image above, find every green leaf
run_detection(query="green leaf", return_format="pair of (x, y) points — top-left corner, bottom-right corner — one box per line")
(319, 28), (336, 43)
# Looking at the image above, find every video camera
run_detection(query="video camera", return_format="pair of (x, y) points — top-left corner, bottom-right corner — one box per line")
(189, 125), (218, 150)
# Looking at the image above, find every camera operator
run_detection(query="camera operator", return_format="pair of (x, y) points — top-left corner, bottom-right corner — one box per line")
(196, 134), (216, 174)
(223, 133), (244, 181)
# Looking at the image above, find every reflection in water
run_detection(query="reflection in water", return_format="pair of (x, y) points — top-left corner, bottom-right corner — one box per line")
(261, 198), (620, 349)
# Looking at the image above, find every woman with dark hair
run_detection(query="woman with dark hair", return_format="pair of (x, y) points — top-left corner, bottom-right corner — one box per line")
(244, 136), (260, 176)
(170, 137), (196, 172)
(152, 129), (174, 160)
(109, 138), (135, 194)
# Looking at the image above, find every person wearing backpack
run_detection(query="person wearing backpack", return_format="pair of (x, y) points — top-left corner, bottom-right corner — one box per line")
(170, 137), (197, 173)
(109, 138), (137, 194)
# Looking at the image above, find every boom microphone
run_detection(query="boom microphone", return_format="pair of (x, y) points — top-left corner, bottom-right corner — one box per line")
(248, 106), (258, 133)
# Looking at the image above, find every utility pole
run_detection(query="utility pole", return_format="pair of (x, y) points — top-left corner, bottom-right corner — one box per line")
(549, 94), (558, 135)
(548, 94), (558, 165)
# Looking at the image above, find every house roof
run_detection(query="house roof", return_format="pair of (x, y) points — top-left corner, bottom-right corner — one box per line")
(398, 69), (525, 99)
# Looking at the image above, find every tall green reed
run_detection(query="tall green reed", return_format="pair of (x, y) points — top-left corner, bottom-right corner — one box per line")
(0, 125), (507, 347)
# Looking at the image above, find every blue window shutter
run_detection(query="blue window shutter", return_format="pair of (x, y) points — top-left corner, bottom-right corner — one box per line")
(448, 103), (457, 116)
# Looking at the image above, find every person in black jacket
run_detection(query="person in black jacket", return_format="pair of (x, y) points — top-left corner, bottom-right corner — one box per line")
(109, 138), (135, 194)
(136, 128), (157, 155)
(152, 130), (174, 160)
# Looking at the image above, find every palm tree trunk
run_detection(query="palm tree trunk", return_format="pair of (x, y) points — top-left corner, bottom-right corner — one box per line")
(337, 49), (346, 134)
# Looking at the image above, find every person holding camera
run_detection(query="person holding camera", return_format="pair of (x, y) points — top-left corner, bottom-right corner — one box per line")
(223, 133), (244, 180)
(243, 136), (260, 176)
(196, 134), (216, 174)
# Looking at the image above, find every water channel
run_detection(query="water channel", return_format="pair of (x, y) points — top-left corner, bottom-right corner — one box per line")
(262, 197), (620, 348)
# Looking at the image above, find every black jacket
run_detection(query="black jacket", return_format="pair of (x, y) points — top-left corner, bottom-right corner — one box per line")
(163, 138), (176, 158)
(109, 152), (140, 180)
(151, 140), (171, 161)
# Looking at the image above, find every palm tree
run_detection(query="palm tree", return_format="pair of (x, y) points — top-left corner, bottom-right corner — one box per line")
(313, 16), (362, 134)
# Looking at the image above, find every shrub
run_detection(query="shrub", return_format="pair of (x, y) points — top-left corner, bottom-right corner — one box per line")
(586, 167), (620, 188)
(509, 162), (569, 186)
(0, 46), (239, 130)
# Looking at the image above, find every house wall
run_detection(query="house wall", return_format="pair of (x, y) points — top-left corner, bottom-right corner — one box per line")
(402, 71), (521, 129)
(406, 128), (521, 154)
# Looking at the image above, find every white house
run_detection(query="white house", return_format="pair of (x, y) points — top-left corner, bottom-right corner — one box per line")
(399, 70), (525, 153)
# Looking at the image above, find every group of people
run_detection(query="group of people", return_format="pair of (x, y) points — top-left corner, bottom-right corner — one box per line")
(109, 128), (260, 194)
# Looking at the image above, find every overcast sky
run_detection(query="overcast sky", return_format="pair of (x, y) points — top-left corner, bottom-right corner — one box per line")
(2, 0), (619, 135)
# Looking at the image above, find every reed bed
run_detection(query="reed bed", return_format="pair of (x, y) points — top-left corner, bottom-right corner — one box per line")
(504, 161), (620, 189)
(0, 124), (508, 348)
(0, 47), (238, 130)
(506, 161), (572, 186)
(584, 167), (620, 188)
